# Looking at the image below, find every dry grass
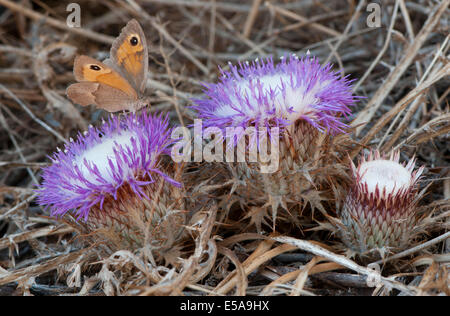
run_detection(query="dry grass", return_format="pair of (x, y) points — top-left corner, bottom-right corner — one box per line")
(0, 0), (448, 296)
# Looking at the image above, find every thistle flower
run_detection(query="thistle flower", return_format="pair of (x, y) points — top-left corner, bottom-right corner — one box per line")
(37, 113), (186, 252)
(338, 151), (424, 255)
(196, 55), (354, 134)
(194, 55), (357, 229)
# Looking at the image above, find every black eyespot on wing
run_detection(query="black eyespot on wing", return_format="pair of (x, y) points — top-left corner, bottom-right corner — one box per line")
(90, 65), (101, 71)
(130, 36), (139, 46)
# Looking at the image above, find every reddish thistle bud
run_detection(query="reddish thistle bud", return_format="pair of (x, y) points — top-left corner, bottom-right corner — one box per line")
(338, 151), (424, 255)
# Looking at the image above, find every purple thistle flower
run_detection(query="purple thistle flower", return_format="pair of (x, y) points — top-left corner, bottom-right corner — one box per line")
(194, 55), (356, 136)
(36, 112), (179, 221)
(192, 55), (359, 231)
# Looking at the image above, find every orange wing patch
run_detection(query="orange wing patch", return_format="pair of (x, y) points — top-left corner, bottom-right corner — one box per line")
(81, 63), (137, 98)
(74, 56), (138, 99)
(115, 33), (144, 78)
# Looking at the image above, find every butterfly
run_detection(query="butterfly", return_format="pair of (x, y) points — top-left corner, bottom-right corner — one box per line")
(67, 19), (150, 112)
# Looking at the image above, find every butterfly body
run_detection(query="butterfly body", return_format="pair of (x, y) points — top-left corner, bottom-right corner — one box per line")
(67, 19), (149, 112)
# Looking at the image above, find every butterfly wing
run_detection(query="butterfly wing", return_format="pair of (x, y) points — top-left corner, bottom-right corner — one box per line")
(66, 19), (150, 112)
(67, 55), (141, 112)
(67, 82), (138, 112)
(72, 55), (138, 99)
(106, 19), (148, 95)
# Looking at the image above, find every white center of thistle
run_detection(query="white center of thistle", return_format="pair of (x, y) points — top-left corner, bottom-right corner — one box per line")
(76, 131), (136, 184)
(358, 160), (412, 195)
(216, 73), (328, 123)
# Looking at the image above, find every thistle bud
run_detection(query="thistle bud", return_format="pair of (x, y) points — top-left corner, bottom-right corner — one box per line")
(338, 151), (424, 255)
